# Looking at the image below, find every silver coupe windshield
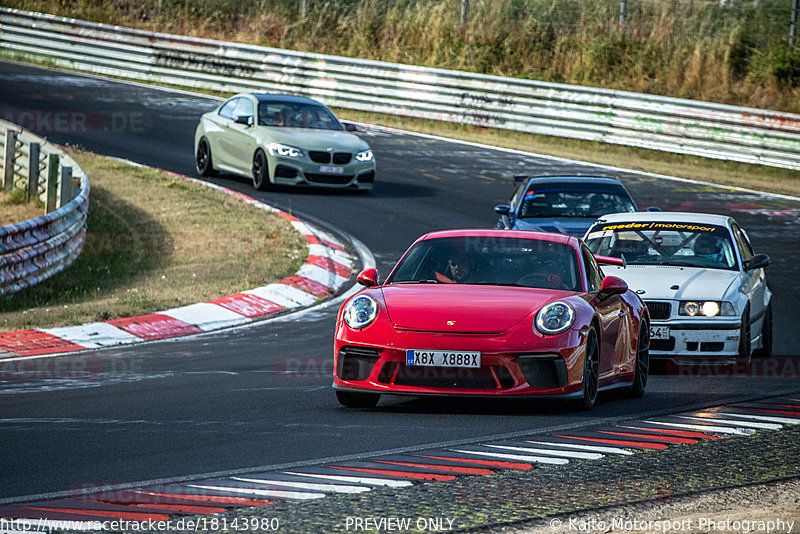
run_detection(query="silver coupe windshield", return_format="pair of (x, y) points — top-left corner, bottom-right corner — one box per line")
(257, 102), (343, 130)
(585, 222), (737, 270)
(387, 236), (582, 291)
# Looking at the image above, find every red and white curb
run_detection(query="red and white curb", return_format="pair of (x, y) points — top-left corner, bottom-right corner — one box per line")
(0, 397), (797, 529)
(0, 165), (357, 358)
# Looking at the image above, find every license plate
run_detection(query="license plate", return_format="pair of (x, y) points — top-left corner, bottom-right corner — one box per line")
(650, 326), (670, 340)
(318, 165), (344, 174)
(406, 350), (481, 368)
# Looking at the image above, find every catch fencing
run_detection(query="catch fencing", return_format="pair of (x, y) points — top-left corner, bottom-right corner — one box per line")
(1, 7), (800, 171)
(0, 118), (90, 295)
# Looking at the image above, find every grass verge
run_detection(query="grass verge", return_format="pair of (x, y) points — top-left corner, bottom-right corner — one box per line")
(0, 150), (307, 332)
(0, 188), (43, 225)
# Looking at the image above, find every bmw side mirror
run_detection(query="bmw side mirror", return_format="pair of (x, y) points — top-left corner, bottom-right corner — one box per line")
(343, 122), (358, 132)
(235, 115), (254, 127)
(744, 253), (770, 271)
(599, 276), (628, 296)
(356, 268), (379, 287)
(494, 204), (511, 216)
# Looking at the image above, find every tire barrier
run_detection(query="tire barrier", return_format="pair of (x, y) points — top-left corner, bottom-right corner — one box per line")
(0, 119), (89, 295)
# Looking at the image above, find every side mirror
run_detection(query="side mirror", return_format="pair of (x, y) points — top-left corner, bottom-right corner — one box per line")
(356, 268), (379, 287)
(343, 122), (358, 132)
(744, 253), (770, 271)
(599, 275), (628, 296)
(494, 204), (511, 216)
(645, 206), (662, 212)
(235, 115), (254, 126)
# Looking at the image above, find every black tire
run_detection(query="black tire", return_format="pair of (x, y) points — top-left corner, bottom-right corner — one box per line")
(628, 318), (649, 398)
(576, 326), (599, 410)
(336, 390), (380, 408)
(738, 303), (752, 366)
(196, 138), (217, 177)
(252, 149), (271, 191)
(753, 302), (773, 358)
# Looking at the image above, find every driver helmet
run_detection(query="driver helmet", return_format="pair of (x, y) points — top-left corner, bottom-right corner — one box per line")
(693, 234), (722, 258)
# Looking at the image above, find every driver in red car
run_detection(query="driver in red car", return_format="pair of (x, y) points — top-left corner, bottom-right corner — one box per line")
(436, 253), (475, 283)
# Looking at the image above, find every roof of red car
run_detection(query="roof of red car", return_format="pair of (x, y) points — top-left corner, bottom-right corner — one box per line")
(418, 229), (577, 245)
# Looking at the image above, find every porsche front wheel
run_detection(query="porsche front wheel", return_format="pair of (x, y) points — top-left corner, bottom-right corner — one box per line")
(577, 326), (599, 410)
(628, 319), (649, 398)
(336, 390), (380, 408)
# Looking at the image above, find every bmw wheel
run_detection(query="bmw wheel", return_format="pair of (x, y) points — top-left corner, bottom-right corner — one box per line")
(252, 149), (271, 191)
(753, 302), (773, 358)
(196, 138), (217, 177)
(336, 390), (380, 408)
(738, 303), (752, 366)
(628, 319), (649, 397)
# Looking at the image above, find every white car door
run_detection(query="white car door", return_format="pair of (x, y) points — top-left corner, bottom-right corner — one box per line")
(731, 223), (766, 342)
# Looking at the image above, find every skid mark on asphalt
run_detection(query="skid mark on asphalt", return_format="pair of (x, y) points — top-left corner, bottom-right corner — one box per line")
(1, 397), (798, 528)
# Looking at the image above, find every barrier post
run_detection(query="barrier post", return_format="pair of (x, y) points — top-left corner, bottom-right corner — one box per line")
(58, 166), (73, 208)
(28, 142), (40, 200)
(3, 129), (16, 192)
(46, 153), (59, 213)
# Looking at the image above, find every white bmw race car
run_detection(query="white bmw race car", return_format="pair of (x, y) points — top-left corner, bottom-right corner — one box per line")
(584, 212), (772, 363)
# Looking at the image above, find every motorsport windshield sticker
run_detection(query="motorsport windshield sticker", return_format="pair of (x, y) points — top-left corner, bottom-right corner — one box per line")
(589, 222), (727, 234)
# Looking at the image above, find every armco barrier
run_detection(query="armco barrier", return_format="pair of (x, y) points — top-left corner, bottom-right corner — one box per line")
(0, 118), (89, 295)
(2, 8), (800, 170)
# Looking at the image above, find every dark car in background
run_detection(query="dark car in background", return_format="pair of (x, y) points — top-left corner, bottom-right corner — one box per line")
(494, 176), (639, 237)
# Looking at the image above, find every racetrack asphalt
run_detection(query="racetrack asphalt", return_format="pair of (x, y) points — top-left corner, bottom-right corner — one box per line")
(1, 59), (799, 502)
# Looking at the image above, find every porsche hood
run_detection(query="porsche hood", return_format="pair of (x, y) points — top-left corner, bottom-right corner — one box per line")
(379, 285), (567, 333)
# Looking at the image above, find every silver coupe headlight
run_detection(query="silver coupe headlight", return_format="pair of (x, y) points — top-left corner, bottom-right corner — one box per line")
(343, 295), (379, 329)
(355, 150), (374, 162)
(267, 143), (303, 158)
(535, 301), (575, 335)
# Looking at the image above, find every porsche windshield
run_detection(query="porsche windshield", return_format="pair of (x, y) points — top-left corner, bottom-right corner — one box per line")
(585, 222), (737, 270)
(518, 184), (636, 219)
(387, 236), (582, 291)
(257, 102), (343, 130)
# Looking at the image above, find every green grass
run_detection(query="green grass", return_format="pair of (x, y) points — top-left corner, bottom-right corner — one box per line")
(0, 150), (307, 332)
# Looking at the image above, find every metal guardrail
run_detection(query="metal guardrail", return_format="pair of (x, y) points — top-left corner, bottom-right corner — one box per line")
(1, 7), (800, 170)
(0, 118), (89, 295)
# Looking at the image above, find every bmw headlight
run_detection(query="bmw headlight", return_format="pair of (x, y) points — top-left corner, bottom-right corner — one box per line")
(355, 150), (374, 162)
(343, 295), (379, 329)
(535, 301), (575, 335)
(267, 143), (303, 158)
(680, 301), (735, 317)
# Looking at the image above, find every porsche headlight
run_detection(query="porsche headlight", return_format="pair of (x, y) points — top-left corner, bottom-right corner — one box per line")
(267, 143), (303, 158)
(355, 150), (374, 162)
(343, 295), (379, 329)
(680, 301), (735, 317)
(535, 301), (575, 335)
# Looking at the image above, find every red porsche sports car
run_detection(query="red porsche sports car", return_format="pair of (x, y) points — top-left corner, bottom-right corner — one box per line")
(333, 230), (649, 410)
